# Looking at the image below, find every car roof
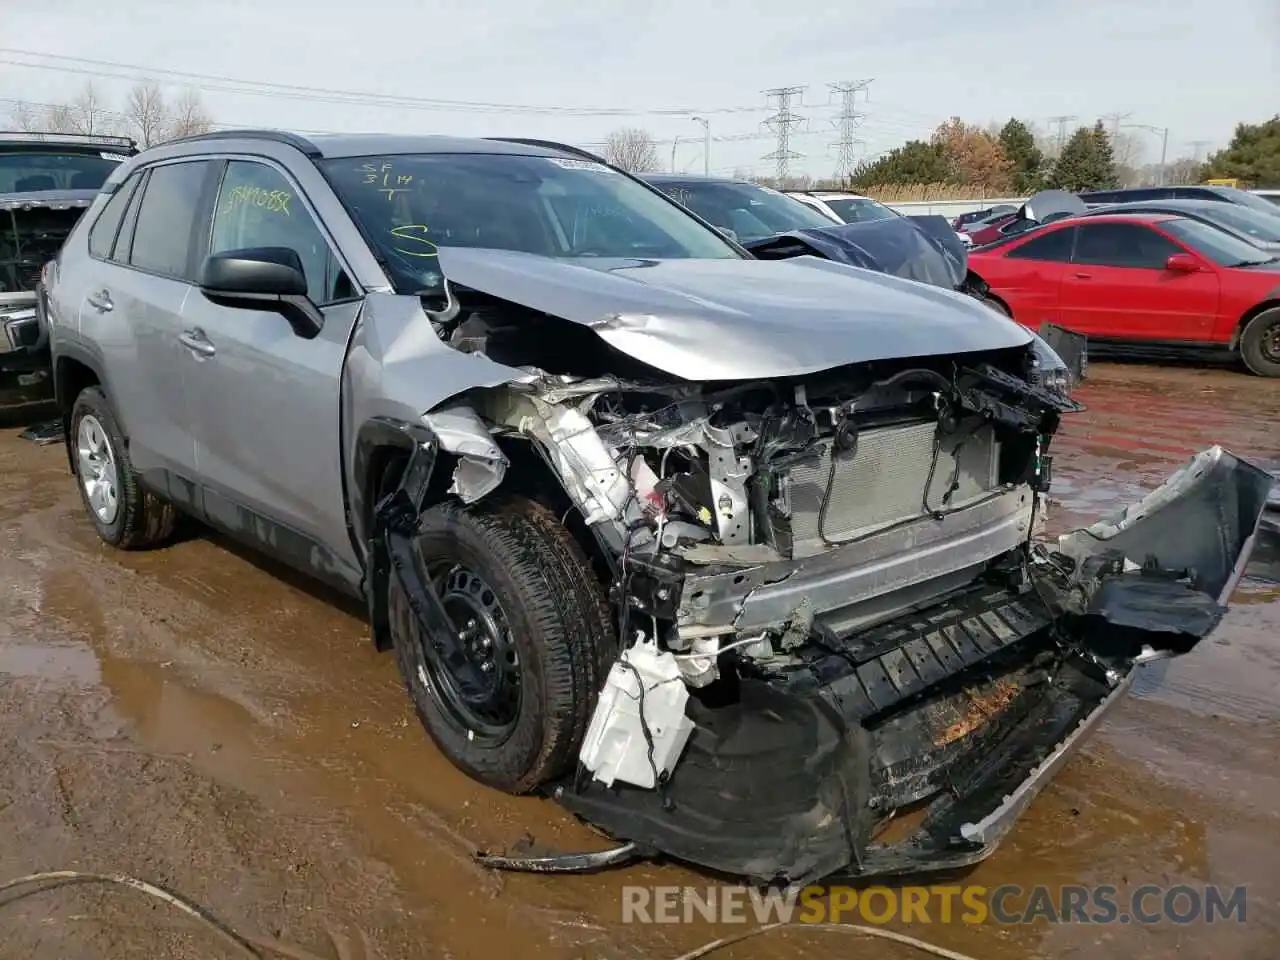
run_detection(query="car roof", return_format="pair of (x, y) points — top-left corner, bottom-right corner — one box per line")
(1061, 211), (1181, 224)
(164, 130), (591, 161)
(642, 172), (744, 185)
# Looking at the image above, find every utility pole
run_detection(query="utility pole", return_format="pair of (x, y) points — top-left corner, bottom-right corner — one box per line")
(690, 117), (710, 176)
(762, 86), (806, 182)
(1047, 114), (1077, 155)
(1125, 123), (1171, 184)
(670, 135), (680, 173)
(827, 79), (873, 180)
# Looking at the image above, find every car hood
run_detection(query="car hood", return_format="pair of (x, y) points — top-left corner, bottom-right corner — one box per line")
(0, 188), (97, 211)
(742, 215), (968, 289)
(433, 247), (1033, 381)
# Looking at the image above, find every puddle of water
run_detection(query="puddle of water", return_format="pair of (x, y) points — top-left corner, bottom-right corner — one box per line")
(0, 639), (101, 684)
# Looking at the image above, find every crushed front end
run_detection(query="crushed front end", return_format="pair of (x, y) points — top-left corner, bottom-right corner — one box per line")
(359, 255), (1271, 886)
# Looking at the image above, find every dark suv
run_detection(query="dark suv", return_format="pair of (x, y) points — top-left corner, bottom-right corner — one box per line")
(1079, 184), (1280, 215)
(1, 132), (136, 417)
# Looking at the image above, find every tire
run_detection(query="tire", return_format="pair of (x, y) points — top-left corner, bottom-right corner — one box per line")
(1239, 307), (1280, 378)
(387, 494), (614, 794)
(979, 294), (1012, 318)
(69, 386), (176, 549)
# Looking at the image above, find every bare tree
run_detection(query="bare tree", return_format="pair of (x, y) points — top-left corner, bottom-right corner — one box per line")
(167, 88), (214, 140)
(124, 81), (170, 147)
(9, 100), (41, 132)
(68, 83), (115, 135)
(603, 128), (661, 173)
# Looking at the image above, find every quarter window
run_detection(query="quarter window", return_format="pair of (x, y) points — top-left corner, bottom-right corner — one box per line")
(87, 173), (141, 259)
(1072, 223), (1181, 268)
(209, 161), (351, 304)
(1006, 226), (1075, 261)
(129, 160), (213, 279)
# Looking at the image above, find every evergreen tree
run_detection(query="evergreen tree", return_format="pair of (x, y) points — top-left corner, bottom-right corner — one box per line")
(1048, 123), (1120, 192)
(998, 118), (1045, 194)
(1201, 116), (1280, 187)
(849, 140), (952, 187)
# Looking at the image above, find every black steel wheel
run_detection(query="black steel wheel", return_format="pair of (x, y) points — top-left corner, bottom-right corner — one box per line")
(387, 494), (614, 794)
(1240, 307), (1280, 378)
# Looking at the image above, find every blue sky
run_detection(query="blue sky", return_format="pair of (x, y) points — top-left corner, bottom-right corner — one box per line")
(3, 0), (1277, 176)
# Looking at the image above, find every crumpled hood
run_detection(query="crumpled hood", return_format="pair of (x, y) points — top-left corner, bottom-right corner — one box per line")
(434, 247), (1032, 380)
(743, 215), (968, 290)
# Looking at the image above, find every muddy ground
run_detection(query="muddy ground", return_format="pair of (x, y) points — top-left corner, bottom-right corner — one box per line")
(1, 361), (1277, 960)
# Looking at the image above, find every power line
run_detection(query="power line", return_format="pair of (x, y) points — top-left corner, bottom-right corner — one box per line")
(761, 86), (806, 181)
(0, 48), (773, 118)
(827, 79), (872, 178)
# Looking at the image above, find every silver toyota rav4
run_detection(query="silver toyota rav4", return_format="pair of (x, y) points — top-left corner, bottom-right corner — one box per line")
(43, 131), (1272, 885)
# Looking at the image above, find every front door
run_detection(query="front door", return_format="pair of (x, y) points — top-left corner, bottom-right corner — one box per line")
(178, 158), (364, 588)
(1059, 222), (1219, 340)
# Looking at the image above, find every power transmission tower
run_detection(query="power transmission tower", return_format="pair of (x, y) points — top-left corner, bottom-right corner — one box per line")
(1188, 139), (1212, 161)
(1047, 114), (1077, 154)
(1100, 112), (1132, 138)
(762, 86), (807, 181)
(827, 79), (873, 179)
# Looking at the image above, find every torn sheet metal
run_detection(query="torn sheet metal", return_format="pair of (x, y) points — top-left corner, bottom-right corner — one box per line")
(432, 246), (1031, 381)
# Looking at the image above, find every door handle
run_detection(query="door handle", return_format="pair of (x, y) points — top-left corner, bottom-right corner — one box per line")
(86, 290), (113, 312)
(1072, 272), (1093, 280)
(179, 328), (216, 358)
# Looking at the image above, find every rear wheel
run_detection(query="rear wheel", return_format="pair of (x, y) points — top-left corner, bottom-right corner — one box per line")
(1240, 307), (1280, 378)
(70, 386), (176, 549)
(387, 495), (614, 794)
(979, 294), (1012, 318)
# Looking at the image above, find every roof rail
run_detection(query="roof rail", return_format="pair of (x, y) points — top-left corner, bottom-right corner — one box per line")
(0, 131), (137, 150)
(485, 137), (609, 165)
(161, 128), (322, 158)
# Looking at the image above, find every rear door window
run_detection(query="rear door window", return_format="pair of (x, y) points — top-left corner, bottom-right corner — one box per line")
(128, 160), (214, 280)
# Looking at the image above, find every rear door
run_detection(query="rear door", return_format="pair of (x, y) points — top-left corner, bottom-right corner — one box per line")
(1058, 221), (1219, 340)
(178, 157), (364, 585)
(77, 159), (216, 488)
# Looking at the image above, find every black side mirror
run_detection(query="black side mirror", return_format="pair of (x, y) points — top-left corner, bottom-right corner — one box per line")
(198, 247), (324, 339)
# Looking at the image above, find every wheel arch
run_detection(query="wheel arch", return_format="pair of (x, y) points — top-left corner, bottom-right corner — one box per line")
(53, 346), (108, 474)
(1232, 298), (1280, 350)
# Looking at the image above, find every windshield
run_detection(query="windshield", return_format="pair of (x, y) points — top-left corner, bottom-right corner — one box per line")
(824, 197), (897, 223)
(1198, 204), (1280, 244)
(1218, 187), (1280, 216)
(0, 151), (122, 193)
(320, 153), (741, 293)
(1161, 217), (1277, 266)
(652, 180), (834, 242)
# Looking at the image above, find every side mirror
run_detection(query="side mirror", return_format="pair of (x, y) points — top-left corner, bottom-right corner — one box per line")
(198, 247), (324, 339)
(1165, 252), (1200, 273)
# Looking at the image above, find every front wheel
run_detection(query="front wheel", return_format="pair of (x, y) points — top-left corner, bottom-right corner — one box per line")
(1240, 308), (1280, 378)
(387, 495), (614, 794)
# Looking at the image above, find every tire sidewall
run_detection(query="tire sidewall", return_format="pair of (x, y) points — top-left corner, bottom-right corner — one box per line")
(70, 387), (129, 544)
(388, 512), (553, 791)
(1241, 309), (1280, 378)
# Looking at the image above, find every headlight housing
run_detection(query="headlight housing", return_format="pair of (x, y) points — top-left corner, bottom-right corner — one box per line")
(1027, 332), (1073, 396)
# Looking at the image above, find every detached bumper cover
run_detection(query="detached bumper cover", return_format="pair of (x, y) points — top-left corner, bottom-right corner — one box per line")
(551, 447), (1274, 884)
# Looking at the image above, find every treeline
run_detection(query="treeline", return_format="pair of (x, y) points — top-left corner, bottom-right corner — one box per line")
(842, 115), (1280, 196)
(7, 81), (215, 148)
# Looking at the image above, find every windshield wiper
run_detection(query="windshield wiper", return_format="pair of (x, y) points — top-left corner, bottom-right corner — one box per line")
(1232, 256), (1280, 267)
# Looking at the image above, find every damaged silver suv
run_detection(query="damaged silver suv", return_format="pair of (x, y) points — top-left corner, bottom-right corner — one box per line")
(44, 131), (1272, 885)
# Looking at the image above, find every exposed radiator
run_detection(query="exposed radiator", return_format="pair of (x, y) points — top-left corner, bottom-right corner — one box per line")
(787, 419), (1000, 557)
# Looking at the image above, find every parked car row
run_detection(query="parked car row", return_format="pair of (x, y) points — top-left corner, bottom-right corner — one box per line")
(24, 127), (1270, 889)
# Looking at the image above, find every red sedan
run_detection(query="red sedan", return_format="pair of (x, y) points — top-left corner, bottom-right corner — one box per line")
(968, 212), (1280, 377)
